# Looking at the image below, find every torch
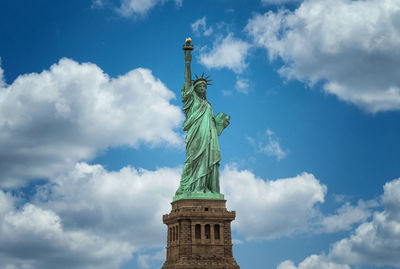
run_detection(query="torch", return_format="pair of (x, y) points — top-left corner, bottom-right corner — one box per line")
(183, 38), (194, 87)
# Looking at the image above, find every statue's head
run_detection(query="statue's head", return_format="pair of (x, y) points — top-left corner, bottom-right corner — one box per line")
(194, 80), (207, 98)
(193, 73), (212, 99)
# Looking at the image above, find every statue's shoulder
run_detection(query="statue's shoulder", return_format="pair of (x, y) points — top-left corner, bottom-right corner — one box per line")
(182, 84), (194, 95)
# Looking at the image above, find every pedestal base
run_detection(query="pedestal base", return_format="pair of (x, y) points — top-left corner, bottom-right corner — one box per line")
(162, 199), (239, 269)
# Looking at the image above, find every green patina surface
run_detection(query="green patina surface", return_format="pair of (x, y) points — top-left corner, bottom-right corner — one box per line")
(173, 38), (230, 201)
(173, 192), (224, 201)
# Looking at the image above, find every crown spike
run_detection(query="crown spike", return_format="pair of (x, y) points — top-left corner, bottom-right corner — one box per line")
(193, 72), (213, 86)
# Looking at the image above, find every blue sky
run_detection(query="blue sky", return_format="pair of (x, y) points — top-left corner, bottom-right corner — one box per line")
(1, 0), (400, 268)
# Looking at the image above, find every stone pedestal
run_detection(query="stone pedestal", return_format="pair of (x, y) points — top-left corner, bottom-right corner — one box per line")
(161, 199), (239, 269)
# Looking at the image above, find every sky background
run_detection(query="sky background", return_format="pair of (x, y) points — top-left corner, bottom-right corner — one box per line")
(1, 0), (400, 268)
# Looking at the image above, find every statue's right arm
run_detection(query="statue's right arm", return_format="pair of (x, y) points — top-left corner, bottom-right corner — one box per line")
(184, 50), (192, 92)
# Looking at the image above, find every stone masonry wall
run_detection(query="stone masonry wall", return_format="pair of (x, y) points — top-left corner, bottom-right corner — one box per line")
(161, 199), (239, 269)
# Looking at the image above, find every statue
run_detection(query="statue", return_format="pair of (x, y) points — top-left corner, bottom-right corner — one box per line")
(174, 38), (231, 201)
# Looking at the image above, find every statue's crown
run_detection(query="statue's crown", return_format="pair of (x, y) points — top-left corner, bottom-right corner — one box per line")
(193, 72), (212, 86)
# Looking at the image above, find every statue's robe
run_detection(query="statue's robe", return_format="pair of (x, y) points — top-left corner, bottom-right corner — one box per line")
(175, 83), (221, 195)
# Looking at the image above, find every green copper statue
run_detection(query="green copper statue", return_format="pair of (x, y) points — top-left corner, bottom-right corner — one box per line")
(174, 38), (231, 201)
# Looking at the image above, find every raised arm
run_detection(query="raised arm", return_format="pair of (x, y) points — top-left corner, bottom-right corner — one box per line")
(182, 38), (194, 90)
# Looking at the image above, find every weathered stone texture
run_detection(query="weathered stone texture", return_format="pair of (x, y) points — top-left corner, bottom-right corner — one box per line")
(161, 199), (239, 269)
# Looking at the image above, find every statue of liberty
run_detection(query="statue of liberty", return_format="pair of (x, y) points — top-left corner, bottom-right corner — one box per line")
(174, 38), (231, 201)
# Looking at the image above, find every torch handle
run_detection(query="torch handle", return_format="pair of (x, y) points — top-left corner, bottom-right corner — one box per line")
(183, 40), (194, 88)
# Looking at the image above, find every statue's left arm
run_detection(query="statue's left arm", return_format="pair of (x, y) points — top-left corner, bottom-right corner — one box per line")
(215, 112), (230, 136)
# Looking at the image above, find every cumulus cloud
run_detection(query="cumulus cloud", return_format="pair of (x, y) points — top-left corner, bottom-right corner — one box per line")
(0, 162), (338, 267)
(0, 58), (183, 188)
(3, 157), (384, 268)
(262, 0), (302, 5)
(199, 33), (251, 74)
(0, 190), (14, 215)
(248, 129), (287, 160)
(116, 0), (182, 17)
(246, 0), (400, 113)
(0, 59), (5, 88)
(329, 178), (400, 267)
(34, 163), (180, 247)
(277, 255), (350, 269)
(317, 200), (376, 233)
(35, 163), (329, 244)
(0, 197), (133, 269)
(278, 177), (400, 269)
(191, 17), (213, 36)
(137, 249), (165, 269)
(221, 165), (327, 239)
(0, 163), (180, 269)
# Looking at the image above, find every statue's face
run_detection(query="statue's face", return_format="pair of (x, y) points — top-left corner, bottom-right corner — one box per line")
(195, 83), (207, 95)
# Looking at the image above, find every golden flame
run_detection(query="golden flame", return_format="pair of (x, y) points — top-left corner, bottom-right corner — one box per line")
(185, 37), (192, 43)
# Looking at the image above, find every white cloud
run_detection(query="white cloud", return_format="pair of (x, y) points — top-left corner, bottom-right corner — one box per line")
(0, 201), (134, 269)
(91, 0), (105, 9)
(329, 178), (400, 267)
(277, 255), (350, 269)
(235, 77), (249, 94)
(0, 58), (183, 188)
(137, 249), (165, 269)
(34, 163), (180, 247)
(246, 0), (400, 113)
(0, 162), (335, 267)
(199, 33), (251, 74)
(248, 129), (287, 160)
(35, 163), (328, 245)
(116, 0), (181, 17)
(262, 0), (302, 5)
(0, 58), (5, 88)
(3, 161), (385, 268)
(0, 190), (14, 215)
(317, 200), (376, 233)
(0, 163), (180, 269)
(221, 165), (327, 239)
(191, 17), (213, 36)
(277, 177), (400, 269)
